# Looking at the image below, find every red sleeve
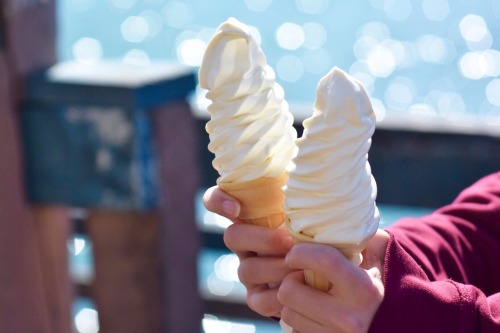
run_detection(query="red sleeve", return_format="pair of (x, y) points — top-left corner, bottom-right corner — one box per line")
(369, 172), (500, 333)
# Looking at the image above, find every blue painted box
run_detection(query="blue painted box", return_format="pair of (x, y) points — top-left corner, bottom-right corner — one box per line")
(21, 61), (196, 210)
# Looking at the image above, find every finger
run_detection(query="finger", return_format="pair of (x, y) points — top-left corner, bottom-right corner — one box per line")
(224, 223), (294, 256)
(280, 265), (383, 333)
(359, 229), (389, 273)
(286, 243), (365, 290)
(246, 287), (283, 317)
(281, 305), (324, 333)
(238, 256), (294, 286)
(203, 186), (241, 220)
(278, 271), (339, 327)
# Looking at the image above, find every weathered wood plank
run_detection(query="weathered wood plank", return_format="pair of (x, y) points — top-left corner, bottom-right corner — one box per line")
(0, 50), (51, 333)
(151, 100), (204, 332)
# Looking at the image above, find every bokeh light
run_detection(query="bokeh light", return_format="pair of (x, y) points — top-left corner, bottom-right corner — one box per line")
(176, 38), (207, 66)
(214, 254), (240, 282)
(203, 315), (256, 333)
(349, 61), (375, 94)
(458, 50), (500, 80)
(302, 22), (327, 49)
(122, 49), (151, 66)
(425, 90), (466, 117)
(275, 23), (305, 50)
(295, 0), (330, 15)
(370, 98), (386, 122)
(486, 79), (500, 107)
(121, 16), (149, 43)
(422, 0), (450, 22)
(162, 1), (193, 28)
(72, 38), (103, 64)
(383, 0), (413, 21)
(366, 45), (396, 78)
(74, 308), (99, 333)
(139, 10), (163, 37)
(109, 0), (137, 10)
(245, 0), (273, 12)
(276, 55), (304, 82)
(384, 76), (416, 111)
(459, 14), (492, 51)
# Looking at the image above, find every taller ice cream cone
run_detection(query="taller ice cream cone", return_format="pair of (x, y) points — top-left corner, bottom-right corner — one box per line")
(199, 17), (297, 230)
(218, 174), (288, 228)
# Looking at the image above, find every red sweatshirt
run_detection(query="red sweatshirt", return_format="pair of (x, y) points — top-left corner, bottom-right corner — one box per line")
(369, 172), (500, 332)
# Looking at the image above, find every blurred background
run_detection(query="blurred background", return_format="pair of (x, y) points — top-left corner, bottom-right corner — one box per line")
(1, 1), (499, 333)
(56, 1), (499, 332)
(58, 0), (500, 122)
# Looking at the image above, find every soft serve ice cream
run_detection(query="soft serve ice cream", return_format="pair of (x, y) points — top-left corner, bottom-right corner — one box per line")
(285, 67), (380, 265)
(199, 18), (297, 183)
(199, 18), (297, 227)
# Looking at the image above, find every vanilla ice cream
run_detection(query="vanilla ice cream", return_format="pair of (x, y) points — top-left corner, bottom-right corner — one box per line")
(285, 67), (380, 263)
(199, 18), (297, 183)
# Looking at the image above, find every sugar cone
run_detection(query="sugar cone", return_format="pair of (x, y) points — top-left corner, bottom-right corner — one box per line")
(285, 218), (366, 292)
(217, 174), (288, 228)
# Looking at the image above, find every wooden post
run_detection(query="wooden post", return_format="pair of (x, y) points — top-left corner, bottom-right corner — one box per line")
(30, 205), (74, 333)
(0, 51), (51, 333)
(151, 100), (203, 332)
(1, 1), (62, 332)
(86, 210), (164, 332)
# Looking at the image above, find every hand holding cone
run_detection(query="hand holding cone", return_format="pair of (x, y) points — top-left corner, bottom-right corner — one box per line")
(285, 218), (368, 291)
(217, 174), (288, 229)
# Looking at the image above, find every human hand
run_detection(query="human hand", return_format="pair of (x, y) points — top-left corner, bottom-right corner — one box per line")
(277, 229), (389, 333)
(203, 186), (296, 317)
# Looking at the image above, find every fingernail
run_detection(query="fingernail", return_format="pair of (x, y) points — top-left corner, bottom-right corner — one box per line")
(222, 200), (239, 217)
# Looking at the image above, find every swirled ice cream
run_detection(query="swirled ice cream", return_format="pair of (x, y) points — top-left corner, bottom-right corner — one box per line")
(285, 67), (380, 263)
(199, 18), (297, 183)
(199, 18), (296, 228)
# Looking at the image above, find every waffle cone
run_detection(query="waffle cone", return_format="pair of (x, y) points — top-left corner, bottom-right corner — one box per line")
(217, 174), (287, 228)
(285, 218), (366, 292)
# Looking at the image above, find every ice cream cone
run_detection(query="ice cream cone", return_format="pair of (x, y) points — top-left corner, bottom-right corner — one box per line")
(285, 218), (366, 292)
(217, 174), (288, 228)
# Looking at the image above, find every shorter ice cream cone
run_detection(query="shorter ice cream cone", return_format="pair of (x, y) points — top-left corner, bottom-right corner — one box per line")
(217, 174), (288, 228)
(285, 218), (366, 292)
(303, 268), (331, 292)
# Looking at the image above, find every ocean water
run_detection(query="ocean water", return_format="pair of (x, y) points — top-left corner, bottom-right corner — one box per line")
(57, 0), (500, 121)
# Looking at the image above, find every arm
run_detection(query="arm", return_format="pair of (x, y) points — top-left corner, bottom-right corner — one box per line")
(371, 172), (500, 333)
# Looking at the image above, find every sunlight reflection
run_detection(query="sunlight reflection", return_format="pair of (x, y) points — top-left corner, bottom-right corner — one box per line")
(72, 38), (102, 64)
(74, 308), (99, 333)
(203, 314), (256, 333)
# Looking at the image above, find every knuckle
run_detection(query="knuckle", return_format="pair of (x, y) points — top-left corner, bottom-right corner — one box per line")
(341, 314), (367, 333)
(222, 225), (238, 251)
(245, 293), (260, 313)
(246, 292), (276, 317)
(280, 306), (292, 324)
(276, 276), (293, 304)
(236, 260), (252, 285)
(265, 229), (290, 251)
